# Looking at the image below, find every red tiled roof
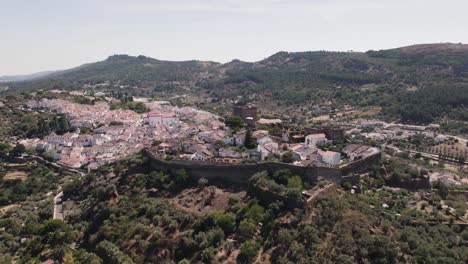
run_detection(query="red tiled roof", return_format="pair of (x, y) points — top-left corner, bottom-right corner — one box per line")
(307, 133), (326, 139)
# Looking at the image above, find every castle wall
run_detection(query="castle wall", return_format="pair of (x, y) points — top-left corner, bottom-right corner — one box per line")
(145, 149), (378, 186)
(341, 152), (382, 175)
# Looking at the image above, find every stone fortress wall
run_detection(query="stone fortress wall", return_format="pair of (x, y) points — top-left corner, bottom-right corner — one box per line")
(145, 149), (381, 186)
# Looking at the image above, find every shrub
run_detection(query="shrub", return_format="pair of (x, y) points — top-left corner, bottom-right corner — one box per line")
(238, 240), (260, 263)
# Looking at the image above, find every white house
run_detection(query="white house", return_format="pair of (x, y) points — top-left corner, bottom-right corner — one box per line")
(190, 149), (213, 161)
(343, 144), (380, 161)
(435, 134), (448, 143)
(298, 147), (320, 161)
(305, 133), (329, 147)
(257, 136), (273, 145)
(75, 134), (93, 147)
(148, 111), (178, 127)
(92, 135), (111, 145)
(45, 132), (79, 146)
(439, 176), (461, 186)
(252, 130), (269, 139)
(257, 142), (279, 160)
(57, 158), (85, 168)
(429, 172), (461, 186)
(223, 132), (246, 146)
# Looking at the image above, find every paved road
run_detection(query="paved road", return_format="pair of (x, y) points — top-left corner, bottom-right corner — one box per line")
(53, 191), (64, 220)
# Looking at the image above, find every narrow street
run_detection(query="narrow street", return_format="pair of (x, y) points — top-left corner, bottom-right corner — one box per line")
(53, 191), (64, 220)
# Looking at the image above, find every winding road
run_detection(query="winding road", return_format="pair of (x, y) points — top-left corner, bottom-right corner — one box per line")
(53, 191), (64, 220)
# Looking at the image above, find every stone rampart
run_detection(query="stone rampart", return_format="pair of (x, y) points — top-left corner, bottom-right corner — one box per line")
(145, 149), (378, 186)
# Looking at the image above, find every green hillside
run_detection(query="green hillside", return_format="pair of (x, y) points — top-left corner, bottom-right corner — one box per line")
(4, 43), (468, 124)
(1, 153), (466, 263)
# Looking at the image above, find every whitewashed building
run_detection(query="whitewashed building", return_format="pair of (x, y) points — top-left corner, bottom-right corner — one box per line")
(305, 133), (329, 147)
(148, 111), (178, 127)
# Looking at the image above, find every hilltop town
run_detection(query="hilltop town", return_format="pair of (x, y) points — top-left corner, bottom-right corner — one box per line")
(2, 88), (465, 189)
(1, 89), (467, 264)
(1, 87), (467, 264)
(20, 95), (226, 170)
(2, 0), (468, 261)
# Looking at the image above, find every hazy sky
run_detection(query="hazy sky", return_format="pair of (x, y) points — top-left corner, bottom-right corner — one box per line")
(1, 0), (467, 75)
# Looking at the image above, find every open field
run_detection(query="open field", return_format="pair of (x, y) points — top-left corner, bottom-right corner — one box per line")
(3, 171), (28, 181)
(425, 142), (468, 160)
(170, 186), (246, 216)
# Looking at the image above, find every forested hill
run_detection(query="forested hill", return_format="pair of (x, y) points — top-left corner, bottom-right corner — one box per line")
(215, 44), (468, 124)
(5, 54), (221, 92)
(4, 43), (468, 124)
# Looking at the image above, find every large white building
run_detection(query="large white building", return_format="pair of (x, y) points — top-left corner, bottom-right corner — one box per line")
(45, 132), (79, 146)
(305, 133), (329, 147)
(147, 111), (178, 127)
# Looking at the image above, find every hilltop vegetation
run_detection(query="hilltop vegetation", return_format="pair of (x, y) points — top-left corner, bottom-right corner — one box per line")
(0, 99), (71, 140)
(1, 153), (466, 263)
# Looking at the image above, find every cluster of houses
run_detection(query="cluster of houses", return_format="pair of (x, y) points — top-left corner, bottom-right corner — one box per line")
(19, 97), (383, 170)
(21, 98), (227, 169)
(153, 126), (378, 168)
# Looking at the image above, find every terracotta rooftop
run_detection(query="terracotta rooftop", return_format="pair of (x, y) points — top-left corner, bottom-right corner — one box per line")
(258, 118), (282, 125)
(307, 133), (326, 139)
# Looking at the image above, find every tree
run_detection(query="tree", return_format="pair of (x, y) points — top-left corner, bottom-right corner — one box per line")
(201, 247), (215, 263)
(213, 140), (226, 150)
(127, 101), (149, 114)
(438, 159), (445, 168)
(198, 177), (208, 188)
(287, 175), (303, 189)
(271, 169), (292, 185)
(238, 240), (260, 263)
(147, 171), (170, 189)
(174, 169), (188, 186)
(247, 203), (265, 223)
(225, 116), (244, 130)
(238, 219), (256, 239)
(96, 240), (135, 264)
(152, 140), (162, 147)
(437, 183), (449, 199)
(0, 142), (12, 153)
(244, 130), (256, 149)
(12, 143), (26, 156)
(300, 225), (319, 245)
(73, 250), (102, 264)
(209, 212), (236, 234)
(41, 219), (75, 246)
(286, 189), (303, 204)
(277, 228), (293, 245)
(56, 114), (70, 134)
(281, 151), (295, 163)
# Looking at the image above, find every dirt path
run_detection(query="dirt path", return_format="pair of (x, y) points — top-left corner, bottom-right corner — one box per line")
(53, 191), (64, 220)
(0, 204), (19, 215)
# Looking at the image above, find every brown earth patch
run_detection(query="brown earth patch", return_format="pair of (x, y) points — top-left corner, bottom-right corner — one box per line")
(3, 171), (28, 181)
(170, 186), (246, 216)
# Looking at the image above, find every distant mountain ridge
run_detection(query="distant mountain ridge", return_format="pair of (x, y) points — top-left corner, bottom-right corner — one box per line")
(6, 42), (468, 85)
(3, 43), (468, 124)
(0, 70), (58, 83)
